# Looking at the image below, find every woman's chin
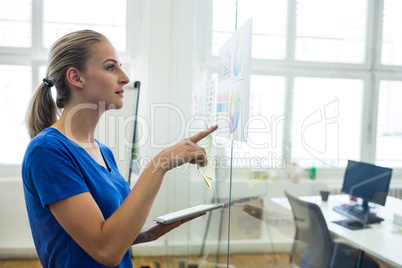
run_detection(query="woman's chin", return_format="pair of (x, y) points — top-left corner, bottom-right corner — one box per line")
(107, 101), (124, 111)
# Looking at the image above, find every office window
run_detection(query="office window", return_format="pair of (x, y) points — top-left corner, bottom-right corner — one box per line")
(237, 0), (287, 59)
(381, 0), (402, 66)
(211, 0), (236, 57)
(0, 0), (129, 167)
(208, 0), (402, 170)
(291, 77), (363, 167)
(43, 0), (127, 51)
(0, 65), (32, 164)
(212, 0), (287, 59)
(376, 81), (402, 167)
(235, 75), (285, 162)
(0, 0), (32, 47)
(295, 0), (368, 63)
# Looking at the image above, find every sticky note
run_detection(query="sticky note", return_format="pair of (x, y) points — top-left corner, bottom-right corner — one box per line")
(197, 161), (213, 188)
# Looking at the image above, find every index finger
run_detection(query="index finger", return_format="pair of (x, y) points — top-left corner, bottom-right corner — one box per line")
(188, 125), (218, 144)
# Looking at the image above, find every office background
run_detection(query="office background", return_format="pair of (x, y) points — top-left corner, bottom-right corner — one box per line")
(0, 0), (401, 266)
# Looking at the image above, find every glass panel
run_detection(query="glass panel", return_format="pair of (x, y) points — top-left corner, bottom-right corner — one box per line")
(291, 77), (363, 167)
(0, 65), (32, 164)
(229, 77), (289, 267)
(212, 0), (237, 56)
(0, 0), (32, 47)
(175, 0), (402, 267)
(212, 0), (287, 59)
(381, 0), (402, 66)
(376, 80), (402, 167)
(295, 0), (367, 63)
(234, 75), (285, 162)
(43, 0), (127, 51)
(187, 138), (232, 267)
(237, 0), (287, 60)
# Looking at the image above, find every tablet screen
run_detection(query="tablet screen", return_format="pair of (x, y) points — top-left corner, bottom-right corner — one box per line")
(152, 203), (224, 224)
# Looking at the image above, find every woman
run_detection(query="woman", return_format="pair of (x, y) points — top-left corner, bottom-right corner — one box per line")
(22, 30), (217, 267)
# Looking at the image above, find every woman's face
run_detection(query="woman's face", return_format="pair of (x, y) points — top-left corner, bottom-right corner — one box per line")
(80, 42), (130, 110)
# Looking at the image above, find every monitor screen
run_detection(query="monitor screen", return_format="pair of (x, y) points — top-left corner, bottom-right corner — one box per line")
(342, 160), (392, 208)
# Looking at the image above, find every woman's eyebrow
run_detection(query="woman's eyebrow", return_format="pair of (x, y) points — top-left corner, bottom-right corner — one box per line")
(102, 59), (120, 65)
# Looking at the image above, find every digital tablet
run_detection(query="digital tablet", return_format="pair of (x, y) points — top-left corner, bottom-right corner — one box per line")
(152, 203), (224, 224)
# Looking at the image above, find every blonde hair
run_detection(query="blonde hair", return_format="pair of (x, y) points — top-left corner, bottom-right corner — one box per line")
(27, 30), (110, 138)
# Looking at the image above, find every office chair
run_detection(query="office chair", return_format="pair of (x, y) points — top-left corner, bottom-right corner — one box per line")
(284, 191), (379, 268)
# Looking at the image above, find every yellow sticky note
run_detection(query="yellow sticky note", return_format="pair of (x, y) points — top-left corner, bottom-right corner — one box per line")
(196, 130), (217, 188)
(197, 161), (213, 188)
(204, 158), (216, 180)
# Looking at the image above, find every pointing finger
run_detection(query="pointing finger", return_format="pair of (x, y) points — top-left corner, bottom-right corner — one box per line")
(188, 125), (218, 144)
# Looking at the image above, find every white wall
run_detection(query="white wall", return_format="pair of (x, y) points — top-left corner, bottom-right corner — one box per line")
(0, 179), (36, 258)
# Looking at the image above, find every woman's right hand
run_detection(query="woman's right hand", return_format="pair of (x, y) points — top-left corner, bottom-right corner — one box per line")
(153, 125), (218, 173)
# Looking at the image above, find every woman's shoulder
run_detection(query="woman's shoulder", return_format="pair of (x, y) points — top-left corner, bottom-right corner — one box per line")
(30, 127), (65, 145)
(22, 128), (73, 171)
(26, 128), (73, 155)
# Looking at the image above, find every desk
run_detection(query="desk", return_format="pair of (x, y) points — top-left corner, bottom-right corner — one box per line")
(272, 194), (402, 267)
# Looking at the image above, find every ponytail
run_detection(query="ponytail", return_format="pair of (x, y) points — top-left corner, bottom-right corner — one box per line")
(25, 30), (110, 139)
(27, 82), (59, 139)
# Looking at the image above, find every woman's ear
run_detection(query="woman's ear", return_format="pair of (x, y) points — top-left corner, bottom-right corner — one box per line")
(66, 67), (84, 89)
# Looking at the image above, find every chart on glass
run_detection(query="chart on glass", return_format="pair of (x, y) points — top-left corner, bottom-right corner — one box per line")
(192, 79), (216, 128)
(192, 79), (217, 188)
(216, 18), (252, 142)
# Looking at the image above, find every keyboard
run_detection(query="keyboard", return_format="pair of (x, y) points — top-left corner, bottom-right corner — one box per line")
(333, 204), (384, 224)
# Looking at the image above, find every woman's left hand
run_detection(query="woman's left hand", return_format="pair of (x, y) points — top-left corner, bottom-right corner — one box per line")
(133, 213), (206, 245)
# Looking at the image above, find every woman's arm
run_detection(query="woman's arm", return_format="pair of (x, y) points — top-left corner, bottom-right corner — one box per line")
(132, 214), (205, 245)
(48, 125), (217, 266)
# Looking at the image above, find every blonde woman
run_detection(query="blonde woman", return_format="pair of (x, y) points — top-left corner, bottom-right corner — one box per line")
(22, 30), (217, 267)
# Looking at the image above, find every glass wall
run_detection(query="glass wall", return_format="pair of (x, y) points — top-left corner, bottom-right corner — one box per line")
(162, 0), (402, 267)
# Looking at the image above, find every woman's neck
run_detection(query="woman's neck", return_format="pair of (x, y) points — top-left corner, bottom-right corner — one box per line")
(52, 103), (104, 148)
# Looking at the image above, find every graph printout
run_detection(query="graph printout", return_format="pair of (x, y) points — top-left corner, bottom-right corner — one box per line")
(216, 18), (252, 142)
(192, 79), (217, 188)
(192, 78), (216, 128)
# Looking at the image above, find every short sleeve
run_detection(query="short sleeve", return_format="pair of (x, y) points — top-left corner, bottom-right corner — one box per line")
(25, 140), (89, 208)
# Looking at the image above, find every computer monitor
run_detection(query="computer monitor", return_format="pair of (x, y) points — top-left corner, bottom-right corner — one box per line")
(342, 160), (392, 211)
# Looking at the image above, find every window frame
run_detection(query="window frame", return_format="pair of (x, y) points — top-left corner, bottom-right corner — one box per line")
(0, 0), (135, 177)
(202, 0), (402, 174)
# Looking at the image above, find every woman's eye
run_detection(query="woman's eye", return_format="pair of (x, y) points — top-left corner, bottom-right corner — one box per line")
(107, 65), (115, 71)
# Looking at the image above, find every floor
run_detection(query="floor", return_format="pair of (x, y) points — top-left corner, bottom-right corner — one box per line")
(0, 254), (290, 268)
(0, 253), (396, 268)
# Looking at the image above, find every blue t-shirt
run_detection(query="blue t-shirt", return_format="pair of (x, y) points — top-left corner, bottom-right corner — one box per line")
(22, 128), (133, 268)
